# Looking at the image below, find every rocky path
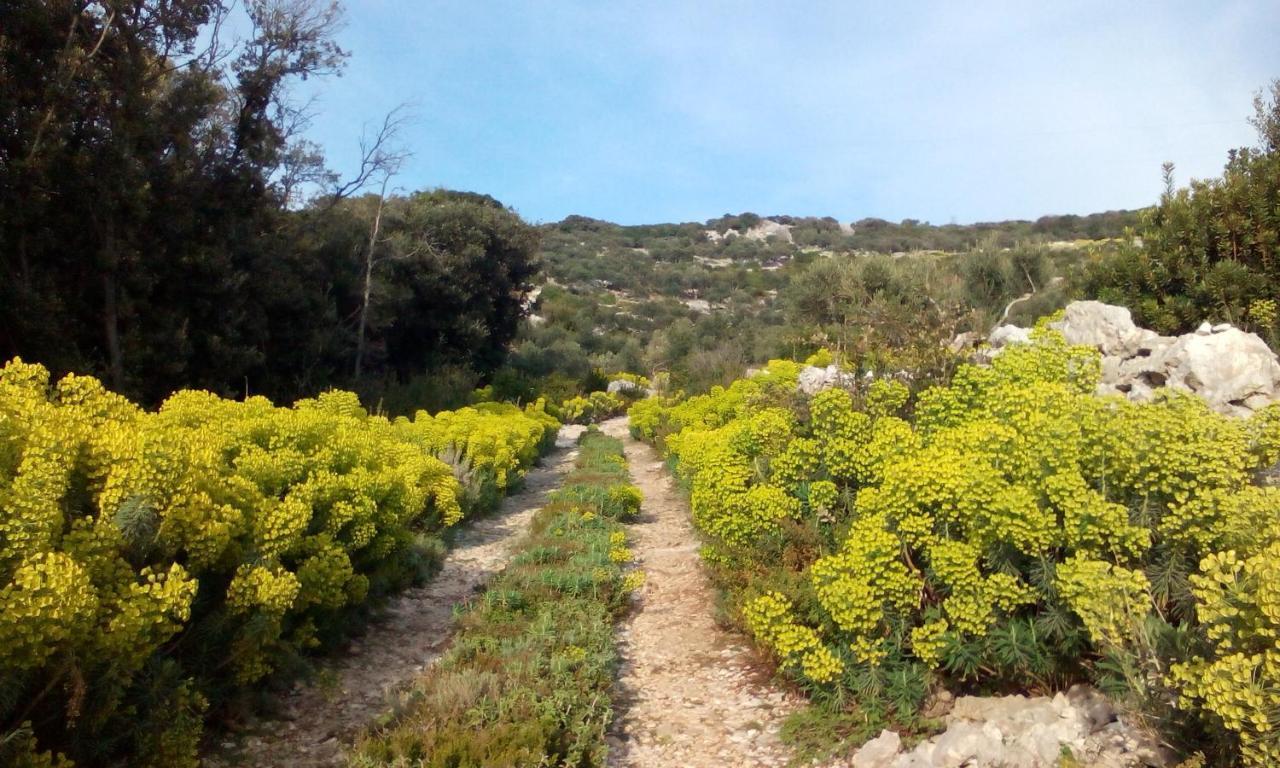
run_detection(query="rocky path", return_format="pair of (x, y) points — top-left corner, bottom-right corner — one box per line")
(208, 427), (584, 768)
(602, 419), (808, 768)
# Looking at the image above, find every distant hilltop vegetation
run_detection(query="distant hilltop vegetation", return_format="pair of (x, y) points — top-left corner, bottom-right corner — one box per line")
(546, 209), (1142, 256)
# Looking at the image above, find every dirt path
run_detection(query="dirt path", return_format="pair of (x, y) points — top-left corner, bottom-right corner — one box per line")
(602, 420), (808, 768)
(208, 426), (585, 768)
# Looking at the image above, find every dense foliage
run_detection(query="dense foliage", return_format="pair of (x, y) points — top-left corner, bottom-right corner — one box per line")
(630, 324), (1280, 766)
(0, 2), (540, 407)
(352, 430), (642, 768)
(0, 357), (558, 767)
(1082, 81), (1280, 339)
(522, 202), (1136, 399)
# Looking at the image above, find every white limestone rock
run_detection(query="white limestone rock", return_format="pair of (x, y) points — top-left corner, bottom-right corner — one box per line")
(1161, 326), (1280, 416)
(852, 729), (901, 768)
(869, 687), (1162, 768)
(989, 324), (1032, 348)
(1051, 300), (1146, 356)
(797, 364), (856, 395)
(947, 331), (983, 353)
(606, 379), (649, 397)
(983, 300), (1280, 416)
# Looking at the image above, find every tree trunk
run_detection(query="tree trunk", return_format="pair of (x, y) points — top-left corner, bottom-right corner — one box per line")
(354, 176), (390, 379)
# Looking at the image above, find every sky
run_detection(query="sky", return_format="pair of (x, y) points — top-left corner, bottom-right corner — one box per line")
(286, 0), (1279, 226)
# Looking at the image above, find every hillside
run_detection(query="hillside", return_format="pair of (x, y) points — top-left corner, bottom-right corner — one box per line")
(508, 210), (1142, 396)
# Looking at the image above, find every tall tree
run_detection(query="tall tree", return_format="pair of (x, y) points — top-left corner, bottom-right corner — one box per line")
(0, 0), (348, 402)
(1082, 80), (1280, 334)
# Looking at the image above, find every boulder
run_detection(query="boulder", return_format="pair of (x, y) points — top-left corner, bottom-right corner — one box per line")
(927, 721), (1005, 765)
(1157, 327), (1280, 415)
(983, 300), (1280, 416)
(606, 379), (649, 397)
(797, 364), (856, 395)
(948, 331), (983, 353)
(852, 729), (901, 768)
(1050, 300), (1169, 358)
(1067, 684), (1118, 732)
(875, 687), (1153, 767)
(989, 324), (1031, 348)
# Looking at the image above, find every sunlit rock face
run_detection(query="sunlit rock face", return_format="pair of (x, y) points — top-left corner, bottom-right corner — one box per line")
(983, 300), (1280, 417)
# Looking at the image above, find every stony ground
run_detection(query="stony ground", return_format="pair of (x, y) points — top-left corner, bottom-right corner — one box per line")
(603, 419), (810, 768)
(206, 427), (584, 768)
(848, 688), (1170, 768)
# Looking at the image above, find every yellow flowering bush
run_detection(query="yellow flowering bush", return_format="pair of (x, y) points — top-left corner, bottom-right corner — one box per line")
(633, 320), (1280, 764)
(0, 357), (558, 767)
(865, 378), (909, 418)
(1054, 556), (1152, 646)
(607, 530), (633, 563)
(743, 591), (844, 683)
(804, 348), (835, 368)
(1171, 540), (1280, 766)
(560, 390), (627, 425)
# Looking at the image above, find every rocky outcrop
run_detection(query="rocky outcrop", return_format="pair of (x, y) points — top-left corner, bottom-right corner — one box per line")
(989, 324), (1032, 349)
(1053, 300), (1165, 358)
(1156, 326), (1280, 414)
(797, 364), (858, 395)
(607, 378), (651, 397)
(947, 331), (983, 354)
(984, 301), (1280, 416)
(703, 219), (795, 244)
(848, 686), (1169, 768)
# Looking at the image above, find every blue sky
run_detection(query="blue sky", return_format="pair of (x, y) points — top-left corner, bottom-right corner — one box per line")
(290, 1), (1278, 225)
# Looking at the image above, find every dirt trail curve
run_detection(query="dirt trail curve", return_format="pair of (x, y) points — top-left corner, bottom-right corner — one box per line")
(208, 425), (586, 768)
(602, 419), (809, 768)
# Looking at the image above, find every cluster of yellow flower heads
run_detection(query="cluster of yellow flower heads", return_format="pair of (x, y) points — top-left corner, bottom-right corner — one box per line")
(560, 390), (627, 425)
(607, 530), (633, 563)
(631, 323), (1280, 763)
(743, 591), (844, 683)
(0, 358), (558, 766)
(606, 483), (644, 519)
(1171, 539), (1280, 766)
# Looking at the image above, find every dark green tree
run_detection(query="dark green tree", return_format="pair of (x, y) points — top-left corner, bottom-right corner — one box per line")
(0, 0), (346, 402)
(1082, 80), (1280, 334)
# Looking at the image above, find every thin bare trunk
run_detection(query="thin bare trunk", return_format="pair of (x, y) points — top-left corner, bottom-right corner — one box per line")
(354, 176), (389, 379)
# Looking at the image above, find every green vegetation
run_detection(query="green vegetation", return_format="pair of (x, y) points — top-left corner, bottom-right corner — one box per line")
(629, 326), (1280, 767)
(0, 358), (558, 768)
(0, 5), (539, 409)
(3, 4), (1278, 766)
(352, 430), (643, 768)
(1082, 81), (1280, 341)
(516, 204), (1139, 398)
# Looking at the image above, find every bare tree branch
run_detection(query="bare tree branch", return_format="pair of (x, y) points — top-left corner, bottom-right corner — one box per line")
(347, 105), (415, 378)
(327, 102), (414, 204)
(28, 6), (117, 161)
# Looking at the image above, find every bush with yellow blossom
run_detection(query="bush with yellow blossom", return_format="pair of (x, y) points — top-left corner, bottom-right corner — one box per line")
(630, 319), (1280, 765)
(0, 358), (558, 767)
